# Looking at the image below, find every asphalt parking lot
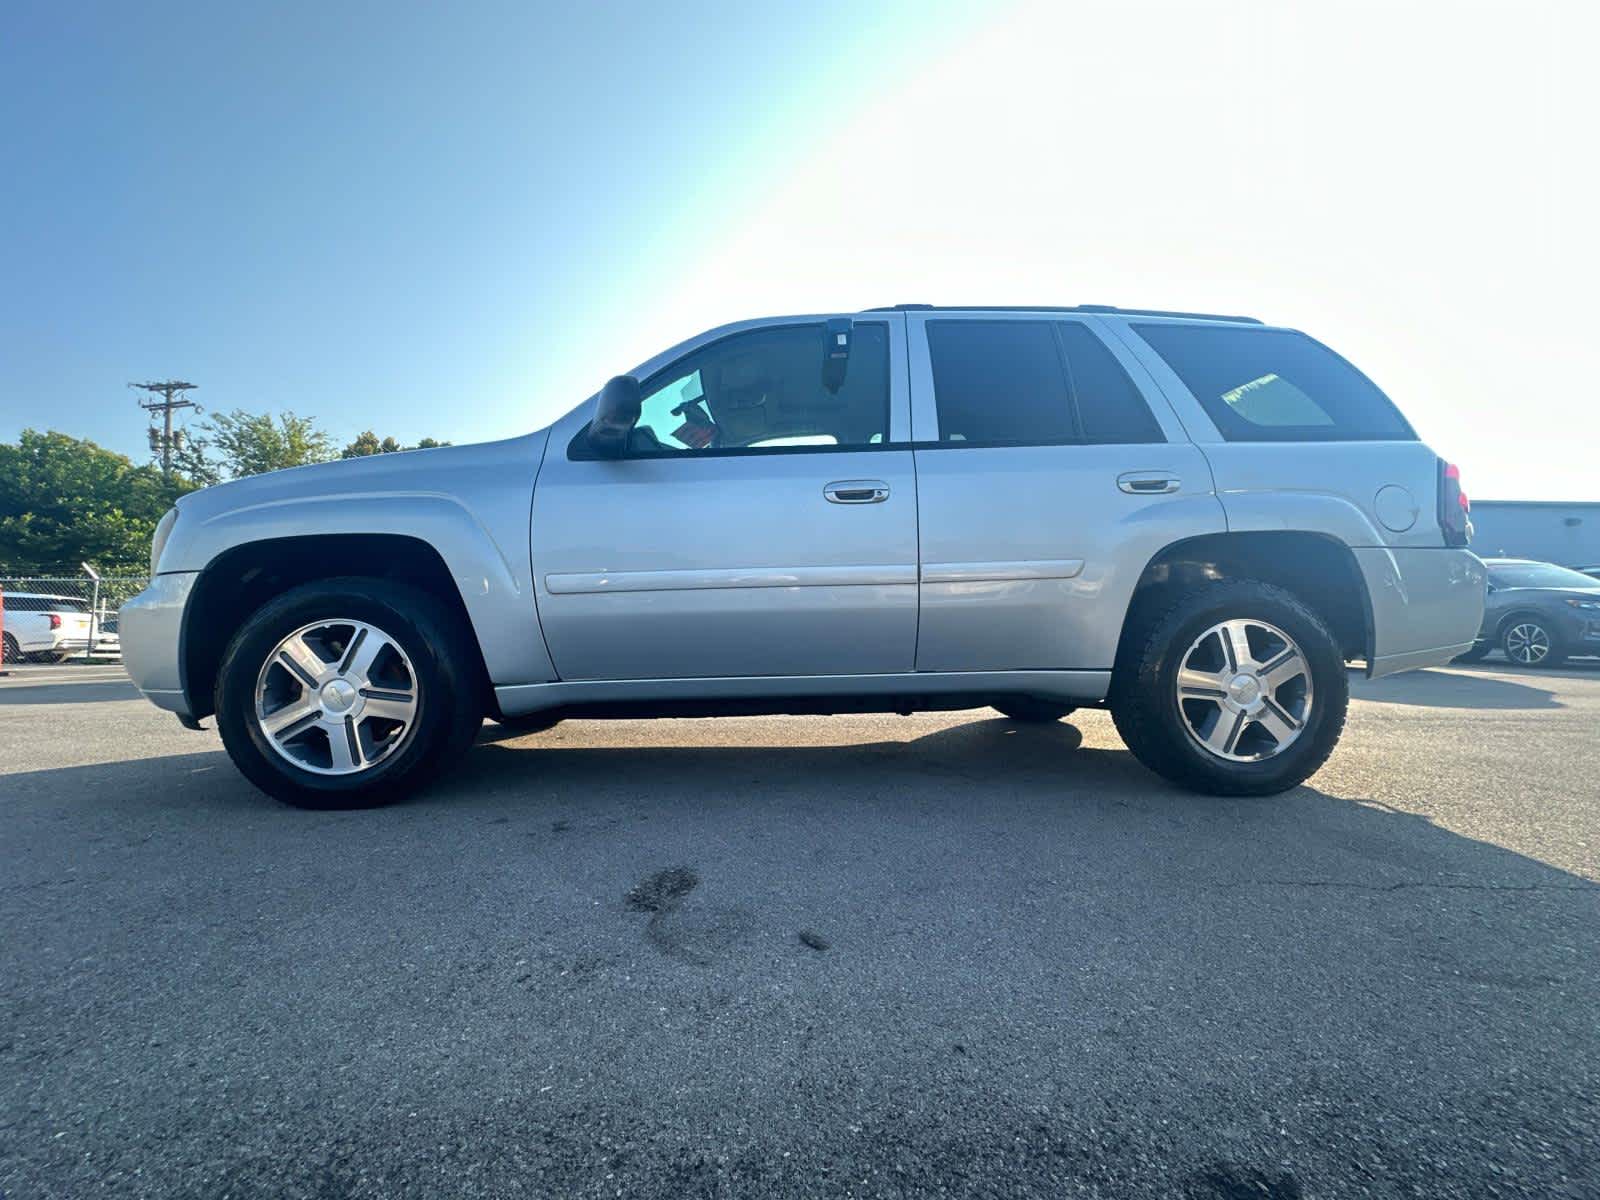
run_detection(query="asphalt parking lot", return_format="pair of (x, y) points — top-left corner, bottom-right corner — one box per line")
(2, 660), (1597, 1199)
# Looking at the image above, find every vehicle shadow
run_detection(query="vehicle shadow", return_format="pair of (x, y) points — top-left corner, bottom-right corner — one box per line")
(3, 716), (1597, 1196)
(1348, 666), (1563, 710)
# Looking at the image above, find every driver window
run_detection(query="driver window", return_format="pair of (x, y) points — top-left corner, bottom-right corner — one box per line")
(629, 322), (889, 454)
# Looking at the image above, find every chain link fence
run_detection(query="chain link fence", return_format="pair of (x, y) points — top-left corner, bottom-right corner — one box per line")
(1, 569), (149, 665)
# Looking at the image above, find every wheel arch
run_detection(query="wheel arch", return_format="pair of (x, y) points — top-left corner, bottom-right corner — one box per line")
(181, 534), (491, 720)
(1115, 530), (1373, 676)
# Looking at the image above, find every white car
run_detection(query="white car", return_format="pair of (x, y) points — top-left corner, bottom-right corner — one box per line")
(1, 592), (95, 663)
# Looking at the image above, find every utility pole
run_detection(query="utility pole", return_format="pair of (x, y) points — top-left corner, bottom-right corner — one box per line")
(130, 381), (198, 476)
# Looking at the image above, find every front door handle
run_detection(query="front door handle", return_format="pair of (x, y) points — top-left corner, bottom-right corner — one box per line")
(1117, 471), (1180, 495)
(824, 479), (890, 504)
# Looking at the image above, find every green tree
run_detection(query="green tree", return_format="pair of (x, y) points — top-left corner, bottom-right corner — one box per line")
(0, 430), (192, 569)
(202, 409), (335, 478)
(341, 431), (450, 458)
(169, 429), (222, 488)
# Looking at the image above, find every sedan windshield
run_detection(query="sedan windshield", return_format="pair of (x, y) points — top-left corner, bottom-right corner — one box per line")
(1489, 562), (1600, 589)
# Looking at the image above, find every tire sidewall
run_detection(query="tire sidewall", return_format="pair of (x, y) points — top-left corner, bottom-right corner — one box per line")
(216, 581), (466, 807)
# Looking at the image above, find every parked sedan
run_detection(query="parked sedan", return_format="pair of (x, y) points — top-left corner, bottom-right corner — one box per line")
(1455, 559), (1600, 666)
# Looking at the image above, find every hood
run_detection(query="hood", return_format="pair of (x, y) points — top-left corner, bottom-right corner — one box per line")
(174, 435), (540, 520)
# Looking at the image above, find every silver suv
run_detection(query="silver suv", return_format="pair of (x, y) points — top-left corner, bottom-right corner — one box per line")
(121, 305), (1485, 808)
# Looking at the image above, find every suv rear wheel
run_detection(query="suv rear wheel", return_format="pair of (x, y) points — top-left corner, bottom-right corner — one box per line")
(215, 577), (483, 809)
(1111, 581), (1348, 796)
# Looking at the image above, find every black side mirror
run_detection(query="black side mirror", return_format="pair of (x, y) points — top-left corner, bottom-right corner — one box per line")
(588, 375), (641, 457)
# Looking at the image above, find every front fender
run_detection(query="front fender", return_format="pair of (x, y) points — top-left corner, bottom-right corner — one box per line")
(162, 434), (557, 687)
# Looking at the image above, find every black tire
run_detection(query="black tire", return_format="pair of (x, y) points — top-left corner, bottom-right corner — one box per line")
(993, 696), (1077, 723)
(491, 711), (561, 733)
(1110, 580), (1349, 796)
(1451, 642), (1491, 664)
(215, 577), (484, 809)
(1499, 615), (1565, 668)
(1, 632), (18, 664)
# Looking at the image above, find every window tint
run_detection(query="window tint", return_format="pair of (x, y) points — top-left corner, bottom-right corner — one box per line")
(1134, 323), (1414, 442)
(627, 323), (889, 454)
(1058, 323), (1163, 444)
(927, 321), (1072, 444)
(927, 320), (1163, 445)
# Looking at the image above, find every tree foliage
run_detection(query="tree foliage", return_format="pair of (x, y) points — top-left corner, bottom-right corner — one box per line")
(202, 409), (336, 478)
(1, 414), (452, 571)
(341, 431), (452, 458)
(0, 430), (192, 569)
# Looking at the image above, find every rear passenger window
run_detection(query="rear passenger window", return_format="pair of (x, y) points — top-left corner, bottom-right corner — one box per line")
(1134, 324), (1414, 442)
(927, 321), (1072, 444)
(1058, 323), (1163, 444)
(927, 320), (1163, 445)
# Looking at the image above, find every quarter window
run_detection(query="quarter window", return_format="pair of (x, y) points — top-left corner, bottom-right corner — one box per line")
(627, 323), (890, 454)
(1134, 323), (1414, 442)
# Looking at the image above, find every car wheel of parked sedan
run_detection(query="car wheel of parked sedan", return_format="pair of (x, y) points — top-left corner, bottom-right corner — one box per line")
(1111, 580), (1348, 796)
(1, 632), (18, 664)
(993, 696), (1077, 723)
(215, 577), (483, 809)
(1501, 617), (1564, 668)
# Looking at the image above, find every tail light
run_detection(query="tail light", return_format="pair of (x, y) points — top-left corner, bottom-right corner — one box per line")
(48, 613), (62, 630)
(1438, 460), (1471, 547)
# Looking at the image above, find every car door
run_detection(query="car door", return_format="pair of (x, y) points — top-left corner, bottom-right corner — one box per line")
(531, 315), (919, 681)
(907, 312), (1224, 672)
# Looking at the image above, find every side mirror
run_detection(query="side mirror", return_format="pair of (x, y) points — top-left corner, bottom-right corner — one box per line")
(588, 375), (641, 457)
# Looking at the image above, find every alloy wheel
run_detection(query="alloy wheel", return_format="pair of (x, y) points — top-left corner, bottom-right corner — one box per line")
(1176, 618), (1314, 763)
(254, 619), (419, 775)
(1504, 622), (1550, 665)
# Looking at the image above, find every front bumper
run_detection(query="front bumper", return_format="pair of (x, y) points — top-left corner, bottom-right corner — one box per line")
(119, 572), (198, 716)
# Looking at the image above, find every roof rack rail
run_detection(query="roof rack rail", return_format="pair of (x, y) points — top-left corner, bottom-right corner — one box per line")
(864, 303), (1261, 324)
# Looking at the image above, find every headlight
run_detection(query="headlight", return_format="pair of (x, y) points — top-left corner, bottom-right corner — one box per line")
(1566, 598), (1600, 611)
(150, 507), (178, 574)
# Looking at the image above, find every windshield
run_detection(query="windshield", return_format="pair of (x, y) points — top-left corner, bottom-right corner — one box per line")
(1489, 562), (1600, 589)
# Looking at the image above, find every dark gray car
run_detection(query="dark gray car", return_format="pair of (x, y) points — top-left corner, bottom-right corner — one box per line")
(1456, 559), (1600, 666)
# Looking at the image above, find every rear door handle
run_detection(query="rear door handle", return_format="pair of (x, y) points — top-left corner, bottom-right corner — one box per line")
(1117, 471), (1180, 495)
(824, 479), (890, 504)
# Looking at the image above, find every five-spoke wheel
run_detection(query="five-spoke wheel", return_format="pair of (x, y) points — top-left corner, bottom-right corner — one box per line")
(216, 578), (482, 809)
(255, 620), (420, 776)
(1111, 580), (1347, 796)
(1175, 619), (1312, 763)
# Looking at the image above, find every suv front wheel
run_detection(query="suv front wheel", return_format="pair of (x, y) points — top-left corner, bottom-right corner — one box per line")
(1111, 581), (1348, 796)
(215, 577), (483, 809)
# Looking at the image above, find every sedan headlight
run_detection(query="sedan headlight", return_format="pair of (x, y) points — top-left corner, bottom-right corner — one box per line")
(1566, 597), (1600, 611)
(150, 507), (178, 575)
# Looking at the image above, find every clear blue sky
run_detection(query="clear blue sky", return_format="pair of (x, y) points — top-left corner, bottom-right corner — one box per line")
(4, 2), (1596, 500)
(1, 1), (978, 454)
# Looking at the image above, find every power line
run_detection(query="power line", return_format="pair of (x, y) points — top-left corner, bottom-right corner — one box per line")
(130, 381), (198, 477)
